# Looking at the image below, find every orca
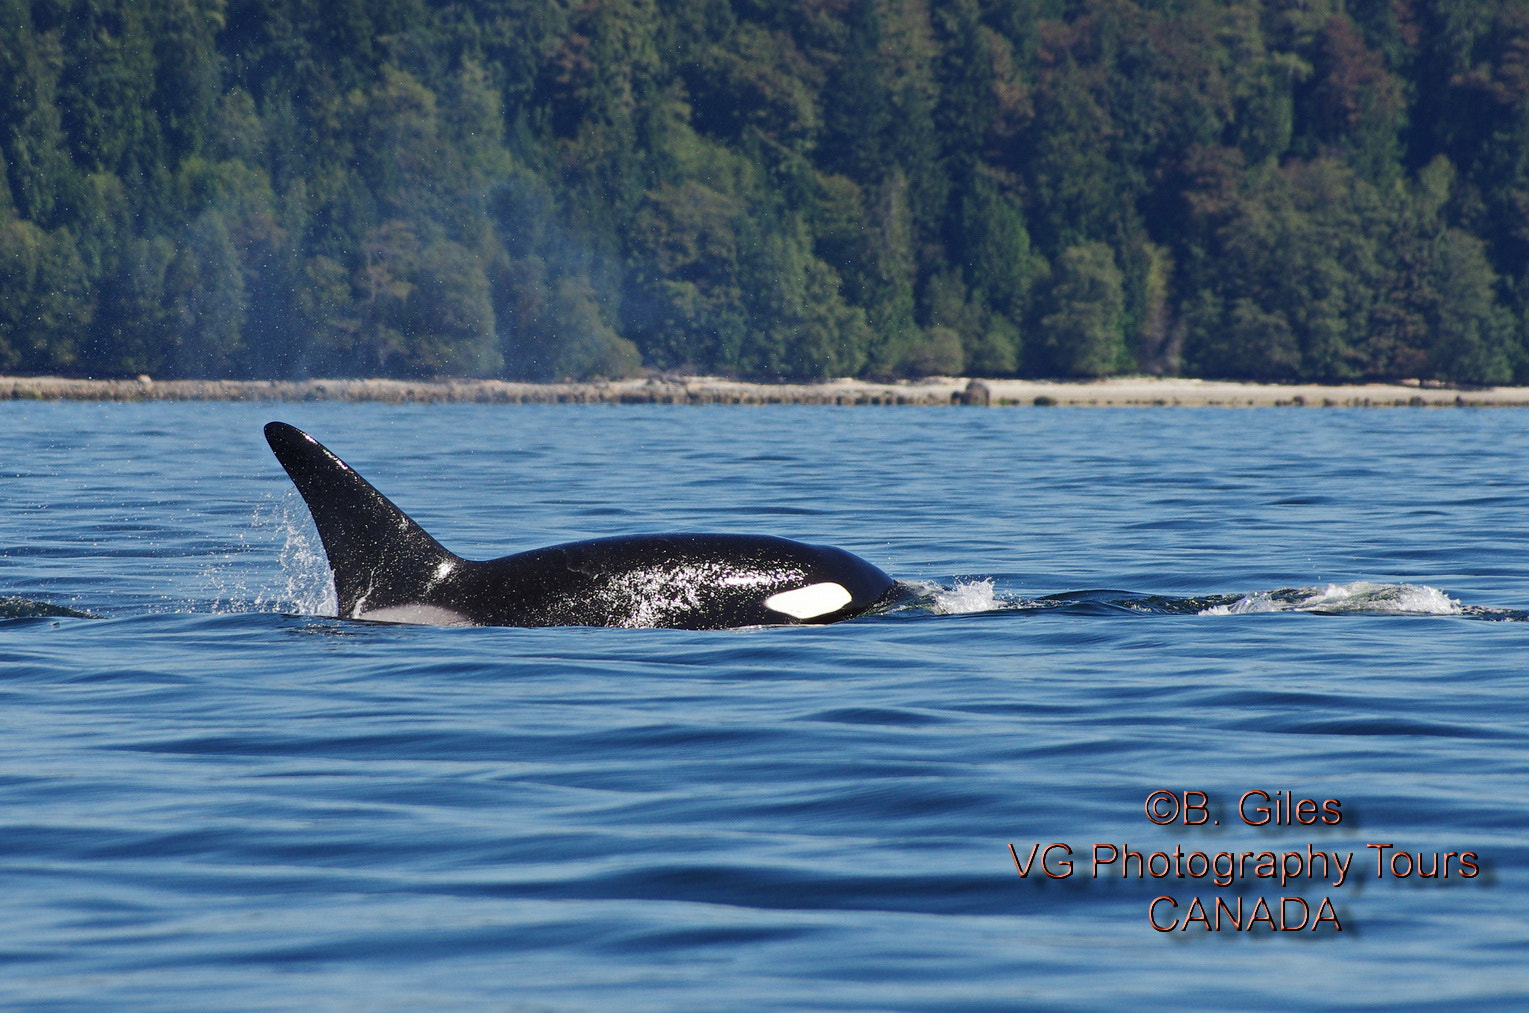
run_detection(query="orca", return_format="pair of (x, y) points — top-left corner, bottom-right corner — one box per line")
(263, 422), (897, 629)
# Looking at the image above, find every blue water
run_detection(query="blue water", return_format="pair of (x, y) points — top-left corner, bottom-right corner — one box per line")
(2, 402), (1527, 1010)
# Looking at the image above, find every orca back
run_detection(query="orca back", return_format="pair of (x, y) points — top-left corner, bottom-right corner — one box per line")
(447, 533), (894, 629)
(264, 422), (897, 629)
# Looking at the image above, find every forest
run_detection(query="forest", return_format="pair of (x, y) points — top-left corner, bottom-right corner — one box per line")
(2, 0), (1528, 384)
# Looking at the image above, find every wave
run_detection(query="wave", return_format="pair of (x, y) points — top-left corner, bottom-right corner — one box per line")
(1198, 581), (1463, 616)
(881, 578), (1527, 621)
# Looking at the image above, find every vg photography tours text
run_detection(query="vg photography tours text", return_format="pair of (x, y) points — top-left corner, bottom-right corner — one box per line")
(1009, 790), (1484, 933)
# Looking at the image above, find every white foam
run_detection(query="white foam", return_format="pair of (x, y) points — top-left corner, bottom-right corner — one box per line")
(1200, 581), (1463, 617)
(929, 578), (1006, 615)
(1199, 594), (1279, 615)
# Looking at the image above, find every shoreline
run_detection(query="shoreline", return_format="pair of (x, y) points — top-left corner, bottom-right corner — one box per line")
(3, 374), (1526, 407)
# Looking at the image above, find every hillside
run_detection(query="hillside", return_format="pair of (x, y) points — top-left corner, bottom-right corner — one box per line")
(3, 1), (1527, 383)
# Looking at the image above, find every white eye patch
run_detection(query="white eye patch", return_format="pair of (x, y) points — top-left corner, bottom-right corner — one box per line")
(764, 582), (853, 619)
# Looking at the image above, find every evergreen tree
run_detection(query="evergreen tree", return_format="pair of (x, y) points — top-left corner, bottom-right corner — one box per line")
(0, 217), (91, 371)
(165, 209), (245, 377)
(1036, 242), (1127, 377)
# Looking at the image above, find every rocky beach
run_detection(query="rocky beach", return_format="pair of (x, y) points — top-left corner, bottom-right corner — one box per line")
(4, 374), (1529, 407)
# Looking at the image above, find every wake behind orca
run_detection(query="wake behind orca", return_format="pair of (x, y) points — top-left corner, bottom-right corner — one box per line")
(264, 422), (897, 629)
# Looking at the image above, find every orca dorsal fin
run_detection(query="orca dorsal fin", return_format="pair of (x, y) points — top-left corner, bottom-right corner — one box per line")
(264, 422), (460, 618)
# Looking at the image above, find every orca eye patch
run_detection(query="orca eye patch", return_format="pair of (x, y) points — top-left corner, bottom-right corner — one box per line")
(764, 582), (853, 619)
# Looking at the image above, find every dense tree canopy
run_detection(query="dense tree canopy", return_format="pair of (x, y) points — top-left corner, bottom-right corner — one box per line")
(3, 0), (1529, 383)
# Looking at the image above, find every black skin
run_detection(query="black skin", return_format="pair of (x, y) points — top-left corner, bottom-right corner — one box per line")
(263, 422), (897, 629)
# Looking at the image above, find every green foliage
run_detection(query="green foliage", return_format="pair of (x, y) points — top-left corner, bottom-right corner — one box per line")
(0, 215), (91, 371)
(491, 167), (641, 380)
(85, 235), (176, 376)
(1428, 228), (1515, 384)
(0, 0), (1527, 383)
(499, 261), (640, 381)
(1036, 242), (1126, 378)
(958, 173), (1040, 320)
(736, 214), (873, 379)
(166, 209), (245, 377)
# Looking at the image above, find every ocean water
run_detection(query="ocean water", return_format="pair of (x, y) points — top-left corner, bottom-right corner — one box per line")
(2, 401), (1526, 1010)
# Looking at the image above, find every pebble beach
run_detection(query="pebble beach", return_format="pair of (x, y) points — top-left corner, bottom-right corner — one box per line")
(6, 374), (1529, 407)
